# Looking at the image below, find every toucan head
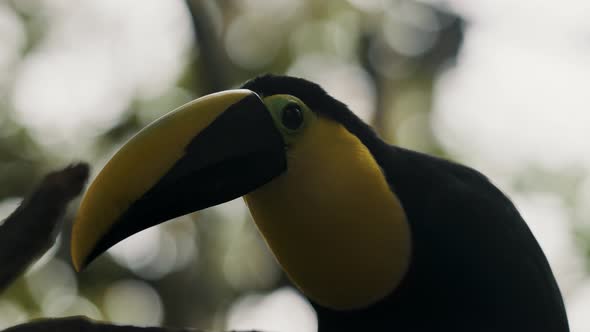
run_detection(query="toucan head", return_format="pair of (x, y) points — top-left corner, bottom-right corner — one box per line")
(72, 75), (411, 310)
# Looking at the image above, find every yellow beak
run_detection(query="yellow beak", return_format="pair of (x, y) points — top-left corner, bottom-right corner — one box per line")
(71, 90), (286, 271)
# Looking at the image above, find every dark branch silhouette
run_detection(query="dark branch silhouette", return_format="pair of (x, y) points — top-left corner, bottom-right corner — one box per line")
(2, 316), (199, 332)
(0, 163), (89, 293)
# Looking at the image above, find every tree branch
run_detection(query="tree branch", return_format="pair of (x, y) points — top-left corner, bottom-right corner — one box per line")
(0, 163), (89, 293)
(1, 316), (198, 332)
(2, 316), (262, 332)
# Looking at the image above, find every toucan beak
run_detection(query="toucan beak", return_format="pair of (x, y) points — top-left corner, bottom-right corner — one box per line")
(71, 90), (286, 271)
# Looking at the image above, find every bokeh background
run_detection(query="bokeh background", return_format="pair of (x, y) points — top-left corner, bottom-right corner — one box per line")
(0, 0), (589, 331)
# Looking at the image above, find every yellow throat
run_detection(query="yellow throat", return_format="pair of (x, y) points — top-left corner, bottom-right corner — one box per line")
(244, 116), (412, 310)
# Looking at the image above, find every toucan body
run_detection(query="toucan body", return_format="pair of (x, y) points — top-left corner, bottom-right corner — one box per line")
(71, 75), (569, 331)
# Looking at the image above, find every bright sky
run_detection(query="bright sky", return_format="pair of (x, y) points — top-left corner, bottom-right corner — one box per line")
(434, 0), (590, 171)
(434, 1), (590, 330)
(10, 0), (192, 145)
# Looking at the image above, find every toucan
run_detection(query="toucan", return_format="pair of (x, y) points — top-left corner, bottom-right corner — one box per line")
(71, 75), (569, 331)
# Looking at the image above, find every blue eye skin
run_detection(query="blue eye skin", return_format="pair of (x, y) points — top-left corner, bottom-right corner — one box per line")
(281, 103), (304, 131)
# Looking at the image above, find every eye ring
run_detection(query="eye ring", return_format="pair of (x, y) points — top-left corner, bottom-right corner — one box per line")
(281, 103), (304, 131)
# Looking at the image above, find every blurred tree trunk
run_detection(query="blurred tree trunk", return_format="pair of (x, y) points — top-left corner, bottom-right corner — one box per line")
(185, 0), (233, 93)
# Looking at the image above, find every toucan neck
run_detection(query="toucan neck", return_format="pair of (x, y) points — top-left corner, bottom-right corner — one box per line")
(244, 117), (412, 311)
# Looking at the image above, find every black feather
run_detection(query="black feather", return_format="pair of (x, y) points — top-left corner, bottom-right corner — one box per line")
(242, 74), (569, 332)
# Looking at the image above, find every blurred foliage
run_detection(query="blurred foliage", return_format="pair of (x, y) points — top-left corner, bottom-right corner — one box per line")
(11, 0), (571, 330)
(2, 0), (590, 330)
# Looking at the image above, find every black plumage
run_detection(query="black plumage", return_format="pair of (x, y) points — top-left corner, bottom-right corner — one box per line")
(242, 75), (569, 332)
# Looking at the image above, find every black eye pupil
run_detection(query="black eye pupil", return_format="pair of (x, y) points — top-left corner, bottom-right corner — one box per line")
(281, 104), (304, 130)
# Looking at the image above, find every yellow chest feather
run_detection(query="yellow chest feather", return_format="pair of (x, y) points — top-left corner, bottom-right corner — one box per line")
(244, 118), (411, 310)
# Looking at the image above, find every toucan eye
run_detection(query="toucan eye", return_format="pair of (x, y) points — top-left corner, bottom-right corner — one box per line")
(281, 103), (304, 131)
